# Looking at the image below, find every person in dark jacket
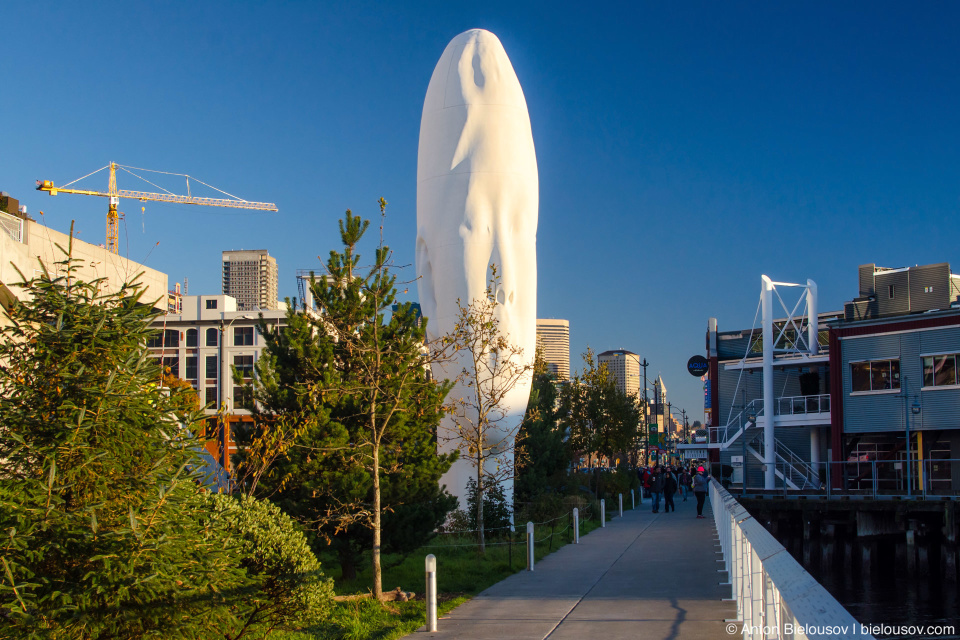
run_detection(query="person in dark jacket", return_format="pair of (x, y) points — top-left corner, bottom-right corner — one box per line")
(650, 466), (663, 513)
(662, 467), (678, 513)
(693, 465), (710, 518)
(678, 468), (691, 502)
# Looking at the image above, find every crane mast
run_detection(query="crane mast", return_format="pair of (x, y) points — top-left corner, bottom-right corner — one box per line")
(37, 162), (278, 254)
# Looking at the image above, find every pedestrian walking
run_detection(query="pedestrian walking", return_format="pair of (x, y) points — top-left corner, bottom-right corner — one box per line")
(693, 465), (710, 518)
(679, 468), (691, 502)
(662, 467), (678, 513)
(650, 466), (663, 513)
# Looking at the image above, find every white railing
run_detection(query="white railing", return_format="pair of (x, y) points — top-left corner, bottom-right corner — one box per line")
(0, 210), (23, 243)
(710, 399), (764, 447)
(711, 482), (873, 639)
(774, 394), (829, 416)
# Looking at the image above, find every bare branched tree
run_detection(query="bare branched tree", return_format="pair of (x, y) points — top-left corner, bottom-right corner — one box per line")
(439, 266), (534, 552)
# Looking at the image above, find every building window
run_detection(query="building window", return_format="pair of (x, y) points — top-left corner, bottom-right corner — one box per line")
(234, 355), (254, 379)
(888, 285), (895, 299)
(206, 327), (218, 347)
(185, 356), (198, 380)
(186, 328), (198, 347)
(851, 359), (900, 392)
(233, 385), (254, 410)
(161, 356), (179, 377)
(205, 386), (218, 407)
(922, 354), (958, 388)
(206, 355), (218, 379)
(146, 331), (162, 348)
(206, 299), (218, 310)
(234, 326), (254, 346)
(163, 329), (179, 348)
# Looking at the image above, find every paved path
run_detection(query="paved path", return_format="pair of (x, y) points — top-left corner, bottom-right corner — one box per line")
(409, 494), (737, 640)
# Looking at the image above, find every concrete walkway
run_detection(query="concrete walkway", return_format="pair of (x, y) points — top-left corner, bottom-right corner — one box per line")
(409, 494), (737, 640)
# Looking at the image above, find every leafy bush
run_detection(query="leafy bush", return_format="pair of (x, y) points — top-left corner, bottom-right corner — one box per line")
(204, 493), (334, 635)
(464, 477), (511, 535)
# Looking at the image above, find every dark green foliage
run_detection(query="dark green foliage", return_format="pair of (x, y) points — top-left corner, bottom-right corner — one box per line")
(559, 350), (641, 473)
(515, 360), (569, 504)
(238, 204), (456, 595)
(0, 247), (332, 638)
(464, 478), (511, 534)
(204, 494), (335, 635)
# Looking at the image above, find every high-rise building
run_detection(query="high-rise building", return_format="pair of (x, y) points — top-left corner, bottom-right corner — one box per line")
(222, 250), (278, 311)
(536, 319), (570, 379)
(597, 349), (641, 397)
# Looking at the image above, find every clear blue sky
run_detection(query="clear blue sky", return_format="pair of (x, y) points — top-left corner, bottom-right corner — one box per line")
(4, 2), (959, 422)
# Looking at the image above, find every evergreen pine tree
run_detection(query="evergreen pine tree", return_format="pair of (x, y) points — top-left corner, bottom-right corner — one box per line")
(0, 243), (332, 638)
(238, 203), (457, 597)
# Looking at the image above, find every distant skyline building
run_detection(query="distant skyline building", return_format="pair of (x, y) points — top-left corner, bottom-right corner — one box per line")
(598, 349), (641, 397)
(536, 318), (570, 379)
(222, 249), (278, 311)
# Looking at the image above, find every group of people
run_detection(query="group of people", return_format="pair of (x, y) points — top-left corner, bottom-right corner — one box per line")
(638, 464), (711, 518)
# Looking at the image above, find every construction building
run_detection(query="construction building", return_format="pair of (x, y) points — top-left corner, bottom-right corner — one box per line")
(536, 318), (570, 379)
(0, 190), (168, 319)
(222, 249), (278, 311)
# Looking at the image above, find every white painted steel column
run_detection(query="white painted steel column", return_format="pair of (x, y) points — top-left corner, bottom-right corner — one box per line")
(425, 554), (437, 632)
(810, 426), (821, 480)
(762, 275), (776, 490)
(807, 279), (818, 356)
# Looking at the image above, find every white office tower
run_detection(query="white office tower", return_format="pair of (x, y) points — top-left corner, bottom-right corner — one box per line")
(536, 319), (570, 380)
(222, 250), (278, 311)
(598, 349), (641, 397)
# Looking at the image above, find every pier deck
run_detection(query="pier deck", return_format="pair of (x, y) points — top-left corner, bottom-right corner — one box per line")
(409, 496), (737, 640)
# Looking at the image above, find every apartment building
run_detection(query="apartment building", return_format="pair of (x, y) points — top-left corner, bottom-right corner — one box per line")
(598, 349), (640, 397)
(222, 249), (278, 311)
(148, 294), (289, 469)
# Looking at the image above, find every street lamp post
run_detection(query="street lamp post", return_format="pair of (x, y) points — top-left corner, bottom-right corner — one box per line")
(901, 376), (922, 497)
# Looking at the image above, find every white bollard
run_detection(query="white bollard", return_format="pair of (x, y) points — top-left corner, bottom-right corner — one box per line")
(425, 554), (437, 632)
(632, 489), (636, 510)
(601, 499), (606, 528)
(619, 493), (623, 518)
(526, 521), (535, 571)
(573, 508), (580, 544)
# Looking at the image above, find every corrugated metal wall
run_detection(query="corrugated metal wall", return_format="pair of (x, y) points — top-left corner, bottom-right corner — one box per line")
(842, 326), (960, 433)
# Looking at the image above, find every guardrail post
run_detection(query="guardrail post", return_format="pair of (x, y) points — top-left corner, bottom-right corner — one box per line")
(425, 554), (437, 632)
(526, 521), (535, 571)
(573, 508), (580, 544)
(618, 493), (623, 518)
(601, 499), (606, 527)
(826, 461), (832, 498)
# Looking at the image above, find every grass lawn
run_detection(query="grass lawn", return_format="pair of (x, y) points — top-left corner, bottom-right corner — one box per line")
(275, 503), (631, 640)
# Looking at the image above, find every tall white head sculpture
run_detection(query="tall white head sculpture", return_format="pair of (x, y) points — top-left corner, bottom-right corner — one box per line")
(416, 29), (538, 508)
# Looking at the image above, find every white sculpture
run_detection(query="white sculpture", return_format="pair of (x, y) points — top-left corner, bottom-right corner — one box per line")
(416, 29), (539, 508)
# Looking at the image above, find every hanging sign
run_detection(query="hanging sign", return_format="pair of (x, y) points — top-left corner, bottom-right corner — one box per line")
(687, 355), (709, 377)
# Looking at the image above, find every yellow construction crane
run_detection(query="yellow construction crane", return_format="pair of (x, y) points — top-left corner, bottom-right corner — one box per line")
(37, 162), (278, 254)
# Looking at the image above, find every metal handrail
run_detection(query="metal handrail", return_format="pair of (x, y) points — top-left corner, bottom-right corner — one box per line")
(711, 482), (876, 639)
(774, 393), (830, 416)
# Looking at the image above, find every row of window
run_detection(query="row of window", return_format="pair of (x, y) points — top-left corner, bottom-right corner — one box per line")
(148, 326), (255, 349)
(850, 354), (960, 392)
(156, 354), (255, 381)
